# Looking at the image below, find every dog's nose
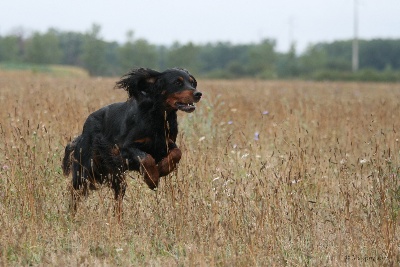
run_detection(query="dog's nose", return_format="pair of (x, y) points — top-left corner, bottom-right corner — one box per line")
(194, 91), (202, 99)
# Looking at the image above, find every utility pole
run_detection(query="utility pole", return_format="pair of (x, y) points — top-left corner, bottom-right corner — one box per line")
(352, 0), (359, 72)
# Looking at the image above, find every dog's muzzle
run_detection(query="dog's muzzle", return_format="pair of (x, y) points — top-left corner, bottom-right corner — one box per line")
(193, 91), (202, 102)
(171, 90), (202, 113)
(176, 91), (202, 113)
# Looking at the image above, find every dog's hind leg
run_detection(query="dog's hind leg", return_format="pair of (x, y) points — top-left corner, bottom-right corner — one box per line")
(111, 174), (127, 223)
(69, 182), (86, 217)
(69, 158), (90, 216)
(69, 183), (81, 216)
(62, 136), (82, 176)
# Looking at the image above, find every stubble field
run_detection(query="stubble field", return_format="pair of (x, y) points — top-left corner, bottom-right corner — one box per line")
(0, 71), (399, 266)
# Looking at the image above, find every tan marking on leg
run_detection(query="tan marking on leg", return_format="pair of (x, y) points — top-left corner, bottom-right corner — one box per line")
(158, 148), (182, 177)
(140, 154), (159, 189)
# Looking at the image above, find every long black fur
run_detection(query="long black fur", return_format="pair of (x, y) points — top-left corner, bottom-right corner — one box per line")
(62, 67), (202, 213)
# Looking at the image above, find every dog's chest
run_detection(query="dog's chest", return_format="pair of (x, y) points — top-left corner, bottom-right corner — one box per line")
(138, 126), (172, 158)
(138, 134), (169, 161)
(132, 116), (176, 162)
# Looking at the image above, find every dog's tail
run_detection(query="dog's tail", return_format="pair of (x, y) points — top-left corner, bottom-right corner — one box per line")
(62, 136), (81, 176)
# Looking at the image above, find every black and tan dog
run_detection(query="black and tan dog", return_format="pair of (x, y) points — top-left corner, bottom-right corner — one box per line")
(62, 68), (202, 215)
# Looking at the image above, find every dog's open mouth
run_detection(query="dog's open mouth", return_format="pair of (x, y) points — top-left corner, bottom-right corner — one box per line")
(176, 102), (196, 112)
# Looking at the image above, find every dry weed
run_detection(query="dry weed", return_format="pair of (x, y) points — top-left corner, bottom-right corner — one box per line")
(0, 72), (399, 266)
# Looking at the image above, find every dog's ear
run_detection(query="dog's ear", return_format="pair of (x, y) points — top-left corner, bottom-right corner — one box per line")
(115, 68), (160, 99)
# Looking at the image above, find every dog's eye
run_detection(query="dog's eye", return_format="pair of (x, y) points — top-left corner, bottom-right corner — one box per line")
(174, 79), (183, 86)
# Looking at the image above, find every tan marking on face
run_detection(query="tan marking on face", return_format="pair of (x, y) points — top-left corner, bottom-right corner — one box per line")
(165, 90), (195, 108)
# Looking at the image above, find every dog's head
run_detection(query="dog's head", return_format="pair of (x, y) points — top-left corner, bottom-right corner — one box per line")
(116, 68), (202, 113)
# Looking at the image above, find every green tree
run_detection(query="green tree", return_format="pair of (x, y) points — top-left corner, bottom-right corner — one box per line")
(276, 43), (300, 78)
(82, 24), (107, 76)
(198, 42), (249, 74)
(298, 44), (328, 75)
(103, 41), (120, 76)
(131, 39), (157, 69)
(118, 31), (158, 72)
(118, 30), (135, 72)
(58, 31), (85, 66)
(166, 42), (201, 72)
(359, 39), (400, 70)
(0, 35), (23, 62)
(25, 29), (63, 64)
(247, 39), (276, 78)
(313, 41), (351, 71)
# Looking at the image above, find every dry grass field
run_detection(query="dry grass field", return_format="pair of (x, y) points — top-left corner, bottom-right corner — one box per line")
(0, 70), (399, 266)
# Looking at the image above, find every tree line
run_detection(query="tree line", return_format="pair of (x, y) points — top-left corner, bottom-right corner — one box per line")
(1, 24), (400, 81)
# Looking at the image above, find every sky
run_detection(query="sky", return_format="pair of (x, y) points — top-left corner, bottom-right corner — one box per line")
(1, 0), (399, 52)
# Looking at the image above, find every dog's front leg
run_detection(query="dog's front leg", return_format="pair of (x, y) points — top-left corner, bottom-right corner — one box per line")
(139, 154), (160, 189)
(158, 143), (182, 177)
(121, 147), (160, 190)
